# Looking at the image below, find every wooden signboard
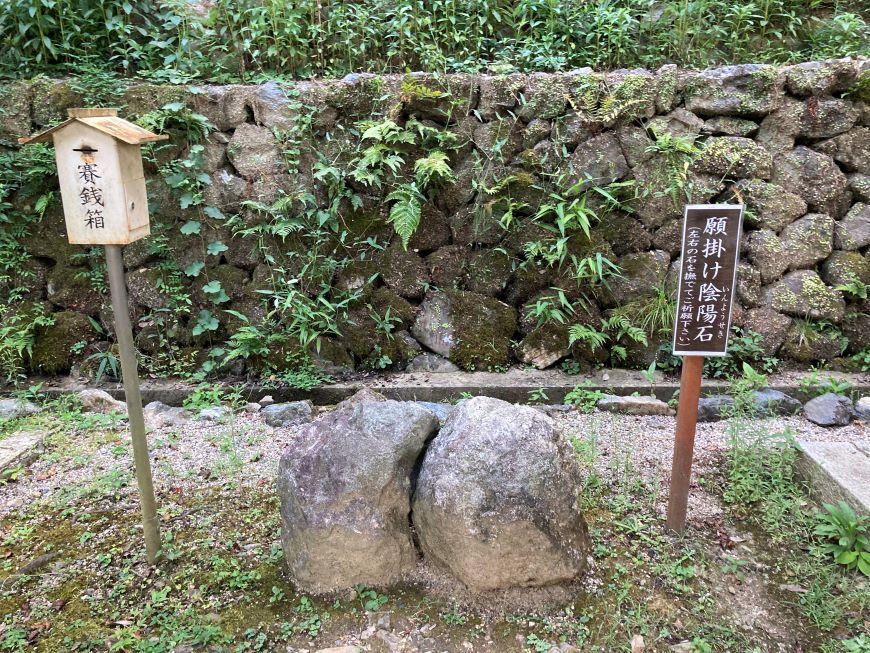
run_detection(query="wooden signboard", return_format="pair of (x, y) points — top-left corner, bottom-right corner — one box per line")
(666, 203), (743, 533)
(19, 109), (166, 564)
(18, 108), (166, 245)
(672, 204), (744, 357)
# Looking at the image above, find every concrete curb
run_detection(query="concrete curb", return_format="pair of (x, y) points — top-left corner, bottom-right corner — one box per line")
(796, 440), (870, 516)
(0, 431), (46, 478)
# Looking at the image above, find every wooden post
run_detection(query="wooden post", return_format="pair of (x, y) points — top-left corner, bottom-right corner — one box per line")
(105, 245), (161, 564)
(666, 355), (704, 533)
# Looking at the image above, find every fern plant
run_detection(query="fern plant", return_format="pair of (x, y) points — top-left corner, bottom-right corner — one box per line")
(386, 185), (423, 249)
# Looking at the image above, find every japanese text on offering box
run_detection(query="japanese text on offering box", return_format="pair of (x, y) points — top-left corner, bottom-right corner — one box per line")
(672, 204), (743, 357)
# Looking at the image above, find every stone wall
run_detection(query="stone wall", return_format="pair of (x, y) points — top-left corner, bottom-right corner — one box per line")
(1, 59), (868, 378)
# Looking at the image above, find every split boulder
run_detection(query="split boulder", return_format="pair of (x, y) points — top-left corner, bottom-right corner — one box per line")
(412, 397), (590, 591)
(278, 401), (439, 592)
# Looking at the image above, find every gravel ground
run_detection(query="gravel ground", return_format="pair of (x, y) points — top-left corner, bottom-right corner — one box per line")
(2, 402), (866, 523)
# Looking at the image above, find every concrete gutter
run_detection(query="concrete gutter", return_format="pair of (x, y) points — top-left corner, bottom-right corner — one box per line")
(25, 368), (870, 406)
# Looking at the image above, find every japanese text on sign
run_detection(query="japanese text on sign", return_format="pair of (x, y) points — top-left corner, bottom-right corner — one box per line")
(76, 149), (106, 230)
(672, 204), (744, 357)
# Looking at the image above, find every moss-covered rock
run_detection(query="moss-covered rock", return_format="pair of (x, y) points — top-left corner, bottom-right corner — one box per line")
(834, 203), (870, 250)
(465, 249), (512, 297)
(515, 322), (570, 369)
(781, 322), (847, 362)
(518, 73), (568, 122)
(692, 137), (772, 179)
(781, 213), (833, 271)
(30, 311), (97, 374)
(477, 74), (526, 120)
(731, 179), (806, 232)
(820, 251), (870, 287)
(0, 81), (33, 141)
(816, 127), (870, 176)
(30, 78), (83, 128)
(763, 270), (845, 322)
(741, 307), (792, 356)
(684, 64), (783, 118)
(568, 133), (629, 192)
(785, 59), (860, 97)
(602, 250), (670, 308)
(411, 290), (517, 371)
(771, 146), (851, 218)
(378, 245), (429, 300)
(702, 116), (758, 137)
(598, 212), (652, 255)
(45, 266), (105, 315)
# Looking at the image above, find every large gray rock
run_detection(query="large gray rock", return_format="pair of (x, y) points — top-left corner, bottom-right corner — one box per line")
(803, 393), (853, 427)
(569, 133), (629, 192)
(262, 401), (313, 427)
(753, 389), (802, 416)
(692, 137), (772, 179)
(763, 270), (845, 322)
(278, 401), (439, 592)
(411, 290), (517, 371)
(227, 123), (283, 179)
(815, 127), (870, 175)
(772, 147), (851, 217)
(143, 401), (192, 429)
(412, 397), (590, 591)
(0, 399), (40, 420)
(834, 203), (870, 251)
(684, 64), (782, 117)
(697, 395), (735, 422)
(781, 213), (834, 271)
(597, 394), (674, 416)
(735, 179), (807, 233)
(856, 397), (870, 421)
(77, 389), (127, 416)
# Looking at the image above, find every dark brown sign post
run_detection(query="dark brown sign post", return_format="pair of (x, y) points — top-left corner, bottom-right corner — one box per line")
(666, 204), (743, 533)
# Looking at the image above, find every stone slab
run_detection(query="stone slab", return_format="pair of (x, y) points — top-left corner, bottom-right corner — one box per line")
(796, 440), (870, 515)
(0, 431), (45, 476)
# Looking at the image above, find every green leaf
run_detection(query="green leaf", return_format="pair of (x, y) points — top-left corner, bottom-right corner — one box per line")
(836, 549), (858, 565)
(180, 220), (201, 235)
(385, 186), (422, 250)
(179, 192), (199, 209)
(192, 310), (219, 336)
(207, 241), (228, 256)
(184, 261), (205, 277)
(858, 553), (870, 577)
(203, 206), (225, 220)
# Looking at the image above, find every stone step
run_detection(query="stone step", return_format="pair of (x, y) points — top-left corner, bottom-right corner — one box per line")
(796, 440), (870, 515)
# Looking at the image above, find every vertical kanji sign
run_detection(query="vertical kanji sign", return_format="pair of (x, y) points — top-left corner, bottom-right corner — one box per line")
(20, 109), (166, 564)
(667, 204), (744, 533)
(673, 205), (743, 356)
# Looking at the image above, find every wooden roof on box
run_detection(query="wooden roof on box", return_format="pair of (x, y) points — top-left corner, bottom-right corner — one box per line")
(18, 108), (168, 145)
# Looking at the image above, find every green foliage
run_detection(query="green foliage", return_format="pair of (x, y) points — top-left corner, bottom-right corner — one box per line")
(0, 304), (54, 383)
(564, 380), (605, 413)
(568, 314), (648, 365)
(1, 0), (865, 79)
(704, 327), (778, 378)
(798, 370), (854, 398)
(385, 185), (423, 250)
(814, 502), (870, 576)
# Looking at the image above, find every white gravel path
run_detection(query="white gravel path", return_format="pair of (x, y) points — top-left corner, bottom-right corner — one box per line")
(1, 403), (866, 524)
